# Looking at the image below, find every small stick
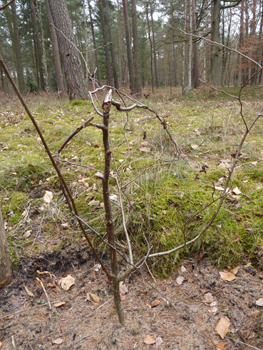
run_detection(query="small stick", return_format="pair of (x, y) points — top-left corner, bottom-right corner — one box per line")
(36, 277), (52, 310)
(145, 261), (157, 284)
(11, 335), (16, 349)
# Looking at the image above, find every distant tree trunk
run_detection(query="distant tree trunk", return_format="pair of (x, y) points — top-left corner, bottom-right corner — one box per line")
(250, 0), (256, 85)
(46, 0), (65, 95)
(0, 207), (12, 288)
(31, 0), (45, 91)
(99, 0), (112, 86)
(117, 0), (124, 85)
(105, 0), (119, 89)
(240, 0), (245, 85)
(48, 0), (88, 100)
(87, 0), (101, 85)
(172, 44), (178, 86)
(192, 0), (199, 89)
(211, 0), (220, 86)
(11, 1), (25, 94)
(37, 0), (49, 91)
(182, 0), (187, 95)
(146, 4), (154, 93)
(122, 0), (135, 94)
(188, 0), (192, 93)
(150, 0), (158, 88)
(131, 0), (142, 94)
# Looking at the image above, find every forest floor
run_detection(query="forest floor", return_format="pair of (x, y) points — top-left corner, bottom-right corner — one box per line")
(0, 244), (263, 350)
(0, 87), (263, 349)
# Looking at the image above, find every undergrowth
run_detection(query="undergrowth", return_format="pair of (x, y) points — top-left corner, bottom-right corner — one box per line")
(0, 88), (262, 276)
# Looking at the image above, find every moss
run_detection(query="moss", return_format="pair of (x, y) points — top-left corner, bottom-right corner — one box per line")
(69, 100), (91, 107)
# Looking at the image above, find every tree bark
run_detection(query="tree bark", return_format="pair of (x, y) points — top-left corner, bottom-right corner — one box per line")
(146, 4), (154, 92)
(211, 0), (220, 86)
(48, 0), (88, 100)
(0, 207), (12, 288)
(122, 0), (135, 94)
(150, 0), (158, 88)
(11, 1), (25, 94)
(99, 0), (112, 86)
(46, 0), (65, 95)
(87, 0), (101, 85)
(192, 0), (199, 89)
(188, 0), (192, 93)
(38, 0), (49, 91)
(31, 0), (45, 91)
(105, 0), (119, 89)
(131, 0), (142, 94)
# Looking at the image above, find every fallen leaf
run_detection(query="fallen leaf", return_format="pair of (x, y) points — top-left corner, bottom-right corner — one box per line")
(191, 144), (199, 150)
(150, 299), (160, 308)
(94, 144), (99, 148)
(144, 335), (156, 345)
(95, 172), (104, 179)
(28, 164), (34, 168)
(120, 281), (128, 294)
(176, 276), (184, 285)
(23, 230), (32, 238)
(139, 146), (151, 153)
(230, 266), (239, 275)
(216, 317), (230, 339)
(256, 298), (263, 307)
(59, 275), (75, 290)
(141, 141), (149, 146)
(216, 342), (229, 349)
(219, 271), (236, 281)
(43, 191), (53, 203)
(181, 265), (187, 273)
(54, 302), (66, 308)
(52, 338), (63, 345)
(204, 292), (214, 303)
(94, 264), (101, 272)
(0, 341), (2, 348)
(155, 337), (163, 345)
(232, 187), (242, 195)
(89, 292), (101, 304)
(24, 286), (34, 297)
(110, 194), (118, 202)
(88, 200), (100, 207)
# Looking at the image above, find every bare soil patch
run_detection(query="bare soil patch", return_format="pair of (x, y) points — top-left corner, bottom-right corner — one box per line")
(1, 244), (263, 350)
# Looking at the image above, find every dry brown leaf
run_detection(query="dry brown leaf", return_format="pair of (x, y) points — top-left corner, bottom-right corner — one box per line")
(176, 276), (184, 285)
(43, 191), (53, 203)
(144, 335), (156, 345)
(191, 144), (199, 150)
(139, 146), (151, 153)
(141, 141), (149, 146)
(120, 281), (128, 294)
(230, 266), (239, 275)
(150, 299), (160, 308)
(59, 275), (75, 291)
(54, 302), (66, 308)
(216, 317), (230, 339)
(89, 292), (101, 304)
(203, 292), (214, 303)
(219, 271), (236, 281)
(216, 342), (228, 349)
(52, 338), (63, 345)
(0, 341), (3, 348)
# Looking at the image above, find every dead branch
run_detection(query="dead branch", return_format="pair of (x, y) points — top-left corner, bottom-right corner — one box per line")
(0, 0), (15, 10)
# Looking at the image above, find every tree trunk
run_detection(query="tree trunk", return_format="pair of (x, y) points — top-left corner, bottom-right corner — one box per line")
(146, 4), (154, 93)
(87, 0), (101, 85)
(46, 0), (65, 95)
(117, 0), (124, 85)
(48, 0), (88, 100)
(31, 0), (45, 92)
(172, 44), (178, 86)
(11, 1), (25, 94)
(0, 207), (12, 288)
(150, 0), (158, 88)
(105, 0), (119, 89)
(99, 0), (112, 86)
(211, 0), (221, 86)
(188, 0), (192, 93)
(38, 0), (49, 91)
(122, 0), (135, 94)
(192, 0), (199, 89)
(131, 0), (142, 94)
(182, 0), (187, 95)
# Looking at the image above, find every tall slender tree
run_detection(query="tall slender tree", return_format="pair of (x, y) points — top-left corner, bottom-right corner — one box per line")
(46, 0), (65, 94)
(131, 0), (142, 94)
(122, 0), (135, 94)
(105, 0), (119, 88)
(48, 0), (88, 100)
(11, 1), (25, 93)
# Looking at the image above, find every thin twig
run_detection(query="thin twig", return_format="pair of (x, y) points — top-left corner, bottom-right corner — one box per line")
(0, 0), (15, 10)
(36, 277), (52, 310)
